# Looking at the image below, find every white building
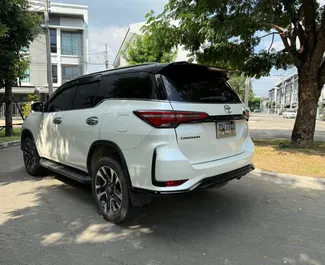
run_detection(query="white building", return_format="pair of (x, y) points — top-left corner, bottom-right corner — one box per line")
(0, 0), (89, 116)
(268, 74), (325, 118)
(113, 21), (191, 68)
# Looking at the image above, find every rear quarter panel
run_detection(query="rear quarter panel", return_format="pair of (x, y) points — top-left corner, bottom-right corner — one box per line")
(99, 100), (174, 150)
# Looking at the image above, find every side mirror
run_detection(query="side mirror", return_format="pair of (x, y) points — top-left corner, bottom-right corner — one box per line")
(31, 102), (44, 112)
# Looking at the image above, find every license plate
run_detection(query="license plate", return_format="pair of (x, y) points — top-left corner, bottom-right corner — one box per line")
(216, 121), (236, 138)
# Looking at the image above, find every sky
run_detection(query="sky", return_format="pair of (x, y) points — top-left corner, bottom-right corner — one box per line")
(54, 0), (324, 97)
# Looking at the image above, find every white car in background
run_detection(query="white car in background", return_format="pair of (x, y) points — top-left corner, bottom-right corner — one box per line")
(283, 109), (297, 119)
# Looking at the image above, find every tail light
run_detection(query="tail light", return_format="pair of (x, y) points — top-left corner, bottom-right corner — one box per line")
(134, 110), (209, 128)
(166, 179), (188, 187)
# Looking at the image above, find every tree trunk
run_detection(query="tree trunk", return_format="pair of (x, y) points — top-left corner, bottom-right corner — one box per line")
(291, 71), (321, 147)
(4, 82), (13, 137)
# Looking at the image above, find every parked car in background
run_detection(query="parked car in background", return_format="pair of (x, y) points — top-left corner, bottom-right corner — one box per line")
(283, 109), (297, 119)
(21, 62), (255, 224)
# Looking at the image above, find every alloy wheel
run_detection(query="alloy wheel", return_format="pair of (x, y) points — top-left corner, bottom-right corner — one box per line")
(24, 139), (36, 171)
(95, 166), (123, 214)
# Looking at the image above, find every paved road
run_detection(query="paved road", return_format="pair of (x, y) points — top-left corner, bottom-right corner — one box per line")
(249, 113), (325, 141)
(1, 147), (325, 265)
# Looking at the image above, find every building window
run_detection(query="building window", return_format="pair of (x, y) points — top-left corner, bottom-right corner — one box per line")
(21, 46), (29, 53)
(61, 31), (82, 56)
(50, 29), (57, 53)
(62, 65), (83, 83)
(20, 68), (30, 83)
(52, 65), (58, 83)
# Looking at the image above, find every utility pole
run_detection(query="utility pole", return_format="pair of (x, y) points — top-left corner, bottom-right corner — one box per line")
(104, 44), (109, 69)
(244, 77), (250, 108)
(44, 0), (53, 95)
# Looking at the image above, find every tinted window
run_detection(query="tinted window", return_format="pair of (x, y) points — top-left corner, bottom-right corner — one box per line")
(72, 82), (99, 110)
(47, 86), (76, 112)
(50, 29), (57, 53)
(161, 66), (241, 103)
(95, 72), (155, 104)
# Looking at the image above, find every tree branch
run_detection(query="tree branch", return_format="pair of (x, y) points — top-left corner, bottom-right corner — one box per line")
(268, 33), (275, 53)
(312, 7), (325, 65)
(297, 23), (306, 53)
(257, 32), (279, 40)
(302, 0), (317, 49)
(279, 32), (301, 67)
(270, 24), (286, 33)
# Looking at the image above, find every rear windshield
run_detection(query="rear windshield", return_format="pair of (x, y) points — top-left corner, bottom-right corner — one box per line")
(161, 69), (241, 104)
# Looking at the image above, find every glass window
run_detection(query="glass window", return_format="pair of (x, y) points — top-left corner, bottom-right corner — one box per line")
(62, 65), (83, 83)
(52, 65), (58, 83)
(20, 68), (30, 83)
(72, 82), (100, 110)
(61, 31), (82, 55)
(46, 86), (76, 112)
(161, 66), (241, 103)
(50, 29), (57, 53)
(21, 46), (29, 53)
(95, 72), (155, 105)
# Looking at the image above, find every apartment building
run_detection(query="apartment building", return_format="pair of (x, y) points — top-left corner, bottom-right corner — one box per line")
(0, 1), (89, 117)
(113, 21), (192, 68)
(268, 74), (325, 118)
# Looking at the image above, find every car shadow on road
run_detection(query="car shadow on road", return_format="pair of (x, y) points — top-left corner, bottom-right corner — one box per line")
(1, 171), (255, 247)
(2, 171), (325, 265)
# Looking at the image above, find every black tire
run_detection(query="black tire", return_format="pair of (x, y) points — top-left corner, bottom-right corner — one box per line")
(92, 157), (133, 224)
(22, 137), (44, 176)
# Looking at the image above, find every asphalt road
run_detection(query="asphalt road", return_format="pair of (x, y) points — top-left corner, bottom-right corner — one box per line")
(249, 113), (325, 141)
(1, 147), (325, 265)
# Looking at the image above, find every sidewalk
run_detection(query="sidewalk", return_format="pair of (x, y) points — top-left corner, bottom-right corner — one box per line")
(0, 119), (23, 127)
(250, 129), (325, 141)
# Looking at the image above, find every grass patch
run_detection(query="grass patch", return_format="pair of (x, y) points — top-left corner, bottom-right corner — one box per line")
(0, 127), (21, 143)
(253, 139), (325, 177)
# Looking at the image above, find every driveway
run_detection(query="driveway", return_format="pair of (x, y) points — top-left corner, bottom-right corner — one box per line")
(1, 147), (325, 265)
(249, 113), (325, 141)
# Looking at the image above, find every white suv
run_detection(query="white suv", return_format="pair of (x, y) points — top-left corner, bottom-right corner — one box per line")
(21, 62), (254, 223)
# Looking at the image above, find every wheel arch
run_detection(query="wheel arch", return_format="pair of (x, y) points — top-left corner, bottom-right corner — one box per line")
(21, 129), (34, 150)
(87, 140), (132, 188)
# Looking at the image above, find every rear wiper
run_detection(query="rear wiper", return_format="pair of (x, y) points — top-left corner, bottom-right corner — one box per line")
(199, 96), (227, 102)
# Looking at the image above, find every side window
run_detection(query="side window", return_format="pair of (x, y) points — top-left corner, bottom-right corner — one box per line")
(47, 86), (76, 112)
(72, 82), (100, 110)
(95, 72), (155, 105)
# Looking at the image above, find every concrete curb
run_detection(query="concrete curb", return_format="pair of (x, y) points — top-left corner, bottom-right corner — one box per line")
(249, 168), (325, 191)
(0, 140), (21, 150)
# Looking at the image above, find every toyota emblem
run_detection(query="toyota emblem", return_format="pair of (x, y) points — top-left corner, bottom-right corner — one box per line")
(224, 105), (232, 114)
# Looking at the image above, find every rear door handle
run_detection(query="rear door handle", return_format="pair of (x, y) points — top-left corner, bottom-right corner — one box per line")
(86, 116), (98, 125)
(53, 117), (62, 124)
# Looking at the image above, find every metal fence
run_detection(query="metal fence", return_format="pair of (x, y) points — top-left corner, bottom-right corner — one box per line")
(0, 102), (26, 119)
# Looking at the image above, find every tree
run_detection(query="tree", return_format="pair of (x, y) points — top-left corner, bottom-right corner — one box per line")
(228, 75), (254, 103)
(0, 0), (41, 136)
(122, 33), (176, 65)
(22, 90), (40, 119)
(145, 0), (325, 147)
(249, 97), (261, 111)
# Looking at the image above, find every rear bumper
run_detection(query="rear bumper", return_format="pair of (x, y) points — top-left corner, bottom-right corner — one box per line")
(123, 136), (254, 192)
(134, 164), (254, 195)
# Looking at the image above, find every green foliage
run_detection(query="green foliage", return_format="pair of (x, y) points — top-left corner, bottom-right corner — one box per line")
(22, 91), (40, 119)
(0, 0), (41, 136)
(249, 97), (261, 111)
(0, 0), (41, 87)
(145, 0), (325, 146)
(228, 75), (254, 102)
(145, 0), (324, 78)
(122, 33), (176, 65)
